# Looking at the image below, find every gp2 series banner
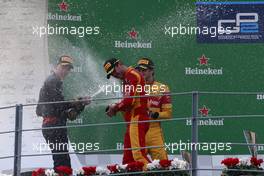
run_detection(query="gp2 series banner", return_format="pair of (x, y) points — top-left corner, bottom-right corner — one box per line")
(196, 2), (264, 43)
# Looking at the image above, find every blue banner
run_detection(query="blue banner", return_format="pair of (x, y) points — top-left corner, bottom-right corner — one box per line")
(196, 2), (264, 43)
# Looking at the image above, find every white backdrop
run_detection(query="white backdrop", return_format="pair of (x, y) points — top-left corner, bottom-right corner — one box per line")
(0, 0), (83, 172)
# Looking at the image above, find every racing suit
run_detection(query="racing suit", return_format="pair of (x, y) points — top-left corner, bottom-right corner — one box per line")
(145, 81), (172, 160)
(113, 67), (151, 167)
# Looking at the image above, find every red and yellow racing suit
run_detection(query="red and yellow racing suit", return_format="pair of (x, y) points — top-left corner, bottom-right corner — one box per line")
(114, 67), (151, 167)
(145, 81), (172, 160)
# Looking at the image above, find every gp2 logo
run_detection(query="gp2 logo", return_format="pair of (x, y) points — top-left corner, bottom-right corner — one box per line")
(218, 13), (259, 34)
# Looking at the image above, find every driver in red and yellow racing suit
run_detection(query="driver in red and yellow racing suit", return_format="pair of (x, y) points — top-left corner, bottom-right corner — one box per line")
(136, 58), (172, 160)
(104, 58), (151, 168)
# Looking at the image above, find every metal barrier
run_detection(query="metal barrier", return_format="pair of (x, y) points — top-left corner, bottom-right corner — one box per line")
(1, 91), (264, 176)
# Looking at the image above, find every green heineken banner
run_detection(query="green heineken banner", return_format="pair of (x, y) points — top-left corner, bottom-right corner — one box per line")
(47, 0), (264, 155)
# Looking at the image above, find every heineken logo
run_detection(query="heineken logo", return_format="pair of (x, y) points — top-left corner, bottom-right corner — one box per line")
(48, 1), (82, 21)
(199, 105), (210, 116)
(186, 105), (224, 126)
(114, 28), (152, 49)
(58, 1), (69, 12)
(185, 54), (223, 75)
(199, 55), (209, 66)
(128, 28), (138, 39)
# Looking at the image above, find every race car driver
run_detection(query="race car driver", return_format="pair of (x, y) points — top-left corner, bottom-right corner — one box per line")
(103, 58), (151, 169)
(136, 57), (172, 160)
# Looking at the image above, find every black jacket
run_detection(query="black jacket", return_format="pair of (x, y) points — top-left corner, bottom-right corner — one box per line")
(36, 73), (83, 126)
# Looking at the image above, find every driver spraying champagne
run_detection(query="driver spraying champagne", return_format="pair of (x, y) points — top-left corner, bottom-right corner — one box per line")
(136, 58), (172, 160)
(103, 58), (151, 169)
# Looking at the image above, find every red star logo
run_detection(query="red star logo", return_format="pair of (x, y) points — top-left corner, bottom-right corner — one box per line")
(128, 28), (138, 39)
(199, 55), (209, 66)
(58, 1), (69, 12)
(199, 105), (210, 116)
